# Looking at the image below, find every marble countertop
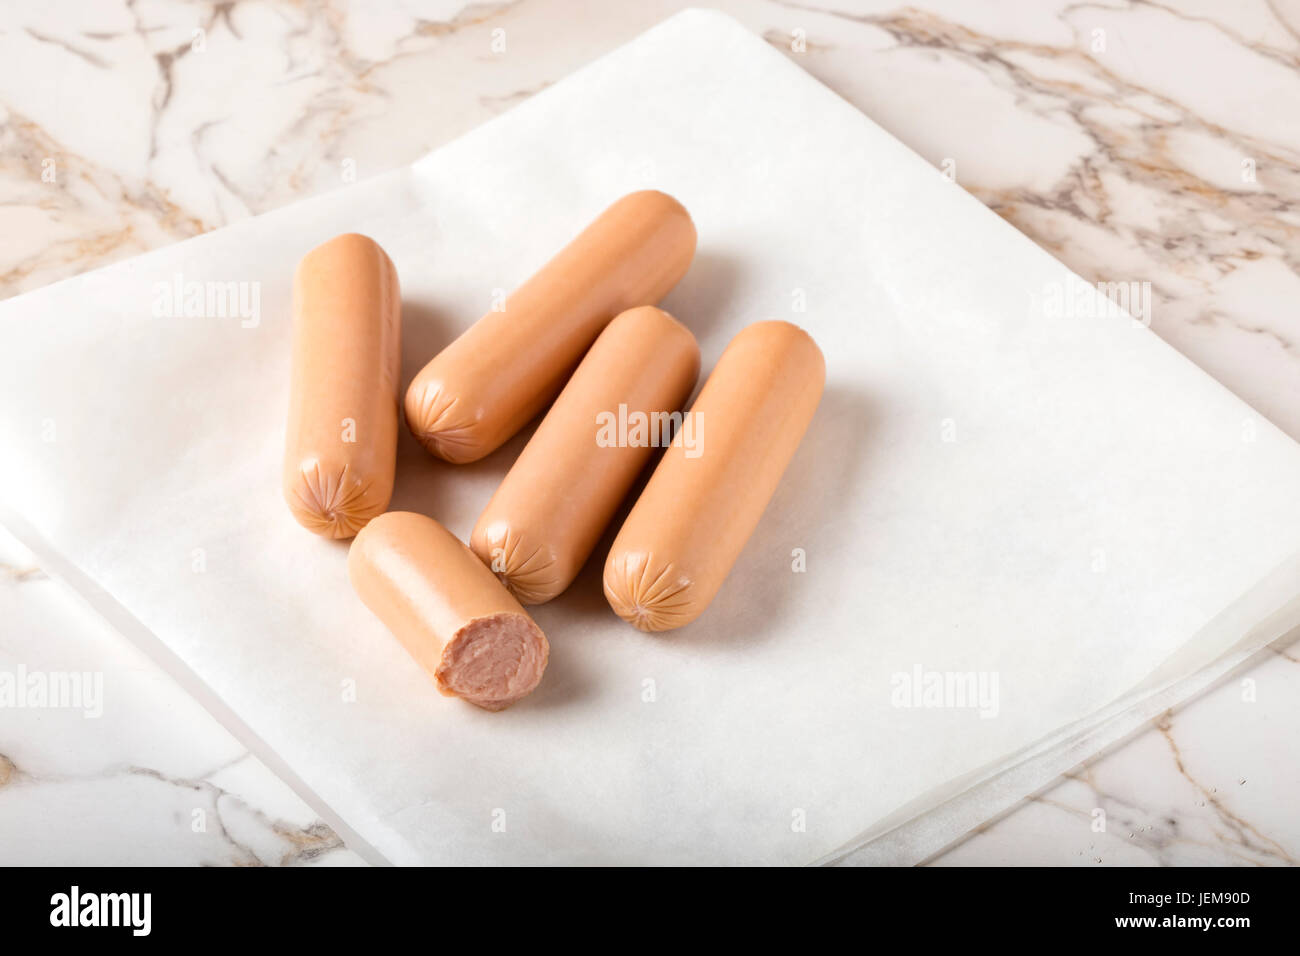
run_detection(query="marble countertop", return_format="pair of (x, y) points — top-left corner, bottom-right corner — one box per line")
(1, 0), (1297, 866)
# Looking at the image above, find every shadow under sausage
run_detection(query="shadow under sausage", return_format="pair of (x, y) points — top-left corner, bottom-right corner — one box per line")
(510, 440), (665, 710)
(387, 416), (538, 538)
(660, 248), (745, 345)
(387, 296), (529, 533)
(571, 382), (877, 652)
(388, 297), (594, 709)
(399, 297), (463, 386)
(505, 633), (599, 713)
(690, 382), (876, 648)
(388, 246), (746, 534)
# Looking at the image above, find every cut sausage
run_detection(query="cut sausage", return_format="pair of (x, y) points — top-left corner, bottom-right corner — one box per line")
(404, 190), (697, 464)
(471, 306), (700, 604)
(283, 233), (401, 538)
(603, 321), (825, 632)
(348, 511), (549, 711)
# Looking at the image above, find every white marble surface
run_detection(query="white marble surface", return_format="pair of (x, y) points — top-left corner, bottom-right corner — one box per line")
(1, 0), (1297, 865)
(0, 526), (364, 865)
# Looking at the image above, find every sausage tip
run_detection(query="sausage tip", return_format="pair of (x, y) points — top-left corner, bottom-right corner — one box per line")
(470, 522), (565, 606)
(284, 460), (387, 539)
(602, 549), (701, 633)
(403, 379), (485, 464)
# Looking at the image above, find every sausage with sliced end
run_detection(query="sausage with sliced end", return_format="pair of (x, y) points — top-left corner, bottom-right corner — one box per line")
(404, 190), (697, 464)
(348, 511), (549, 711)
(283, 233), (401, 538)
(603, 321), (825, 632)
(471, 306), (700, 604)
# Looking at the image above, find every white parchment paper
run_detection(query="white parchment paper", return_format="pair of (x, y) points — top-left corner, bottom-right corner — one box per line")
(2, 10), (1299, 865)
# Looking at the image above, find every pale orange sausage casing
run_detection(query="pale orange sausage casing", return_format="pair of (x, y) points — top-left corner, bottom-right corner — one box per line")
(404, 190), (697, 464)
(603, 321), (825, 632)
(348, 511), (550, 711)
(471, 306), (700, 604)
(283, 233), (401, 538)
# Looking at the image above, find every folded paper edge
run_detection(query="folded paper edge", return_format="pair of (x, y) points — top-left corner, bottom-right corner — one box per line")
(818, 548), (1300, 866)
(0, 502), (394, 868)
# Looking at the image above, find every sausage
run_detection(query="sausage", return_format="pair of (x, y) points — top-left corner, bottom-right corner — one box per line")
(603, 321), (825, 632)
(348, 511), (549, 711)
(283, 233), (401, 538)
(471, 306), (700, 604)
(404, 190), (697, 464)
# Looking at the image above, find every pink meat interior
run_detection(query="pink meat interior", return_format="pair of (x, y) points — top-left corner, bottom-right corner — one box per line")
(435, 613), (548, 711)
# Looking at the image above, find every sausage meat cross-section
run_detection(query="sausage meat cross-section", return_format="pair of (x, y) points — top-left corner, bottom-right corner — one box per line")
(349, 511), (550, 711)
